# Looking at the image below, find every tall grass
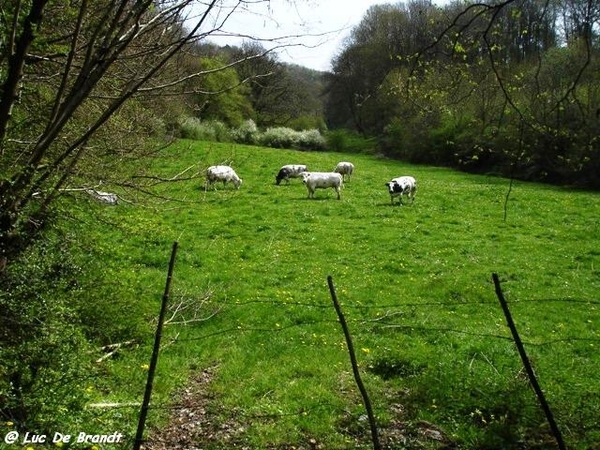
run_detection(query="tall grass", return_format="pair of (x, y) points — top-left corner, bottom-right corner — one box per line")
(51, 139), (600, 449)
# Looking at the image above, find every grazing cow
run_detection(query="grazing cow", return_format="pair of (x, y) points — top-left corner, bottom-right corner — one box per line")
(275, 164), (307, 185)
(385, 176), (417, 205)
(301, 172), (343, 200)
(205, 165), (242, 190)
(334, 161), (355, 181)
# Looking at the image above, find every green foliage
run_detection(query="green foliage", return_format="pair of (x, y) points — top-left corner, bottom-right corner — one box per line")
(325, 129), (376, 153)
(0, 228), (93, 431)
(324, 0), (600, 188)
(0, 198), (159, 434)
(178, 117), (231, 142)
(288, 115), (327, 133)
(229, 43), (325, 128)
(194, 56), (254, 127)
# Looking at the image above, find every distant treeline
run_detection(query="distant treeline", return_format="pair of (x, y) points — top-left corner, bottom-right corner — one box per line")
(323, 0), (600, 188)
(192, 0), (599, 188)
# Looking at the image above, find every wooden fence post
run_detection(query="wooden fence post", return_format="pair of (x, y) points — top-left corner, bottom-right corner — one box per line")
(133, 242), (179, 450)
(492, 273), (566, 450)
(328, 275), (381, 450)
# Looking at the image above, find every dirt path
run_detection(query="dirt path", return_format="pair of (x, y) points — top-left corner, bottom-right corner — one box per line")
(141, 367), (249, 449)
(142, 366), (453, 449)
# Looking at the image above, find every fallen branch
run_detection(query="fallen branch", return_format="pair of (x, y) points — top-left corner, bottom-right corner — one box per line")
(165, 287), (221, 326)
(88, 402), (140, 409)
(96, 340), (136, 363)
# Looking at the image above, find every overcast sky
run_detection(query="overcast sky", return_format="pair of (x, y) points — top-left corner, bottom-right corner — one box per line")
(203, 1), (404, 72)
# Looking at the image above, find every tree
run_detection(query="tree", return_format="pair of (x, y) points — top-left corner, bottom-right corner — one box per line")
(0, 0), (302, 266)
(230, 41), (324, 127)
(325, 1), (444, 133)
(324, 0), (599, 186)
(193, 55), (255, 126)
(426, 0), (600, 184)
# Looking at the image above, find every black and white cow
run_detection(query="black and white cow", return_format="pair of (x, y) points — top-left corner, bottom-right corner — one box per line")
(275, 164), (308, 185)
(385, 176), (417, 205)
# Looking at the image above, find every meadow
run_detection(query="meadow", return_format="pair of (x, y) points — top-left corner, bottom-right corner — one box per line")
(58, 139), (599, 449)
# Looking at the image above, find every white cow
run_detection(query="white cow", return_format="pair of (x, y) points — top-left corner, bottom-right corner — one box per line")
(385, 176), (417, 205)
(334, 161), (355, 181)
(205, 165), (242, 190)
(302, 172), (343, 200)
(275, 164), (307, 185)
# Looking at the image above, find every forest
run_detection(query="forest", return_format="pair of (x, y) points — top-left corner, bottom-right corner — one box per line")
(173, 0), (600, 188)
(0, 0), (599, 446)
(324, 0), (600, 188)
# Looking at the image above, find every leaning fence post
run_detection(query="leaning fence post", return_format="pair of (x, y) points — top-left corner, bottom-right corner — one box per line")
(492, 273), (566, 450)
(327, 275), (381, 450)
(133, 241), (179, 450)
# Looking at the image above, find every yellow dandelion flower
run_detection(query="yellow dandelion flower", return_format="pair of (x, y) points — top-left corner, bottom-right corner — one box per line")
(141, 364), (150, 370)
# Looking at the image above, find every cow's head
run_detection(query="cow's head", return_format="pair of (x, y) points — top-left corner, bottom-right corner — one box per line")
(275, 168), (288, 185)
(385, 181), (402, 194)
(301, 172), (311, 184)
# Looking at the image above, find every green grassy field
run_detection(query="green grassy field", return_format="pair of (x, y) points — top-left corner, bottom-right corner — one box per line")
(70, 140), (599, 449)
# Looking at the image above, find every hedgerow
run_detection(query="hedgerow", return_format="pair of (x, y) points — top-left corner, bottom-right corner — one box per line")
(177, 117), (327, 151)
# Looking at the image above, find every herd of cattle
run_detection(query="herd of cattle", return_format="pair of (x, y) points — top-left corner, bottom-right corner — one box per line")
(205, 162), (417, 205)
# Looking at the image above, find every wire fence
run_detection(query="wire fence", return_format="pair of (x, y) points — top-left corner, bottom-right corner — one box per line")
(101, 244), (598, 449)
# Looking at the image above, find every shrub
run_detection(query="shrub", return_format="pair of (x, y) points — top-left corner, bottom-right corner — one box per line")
(178, 116), (328, 151)
(258, 127), (327, 151)
(230, 119), (259, 145)
(178, 117), (232, 142)
(326, 129), (375, 153)
(259, 127), (299, 149)
(0, 233), (93, 431)
(296, 129), (327, 150)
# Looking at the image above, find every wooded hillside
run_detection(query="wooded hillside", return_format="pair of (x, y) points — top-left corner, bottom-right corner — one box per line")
(324, 0), (600, 187)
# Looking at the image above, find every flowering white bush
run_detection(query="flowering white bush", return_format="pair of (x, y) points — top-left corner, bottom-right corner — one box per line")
(179, 118), (231, 142)
(258, 127), (299, 149)
(258, 127), (326, 151)
(179, 116), (326, 151)
(230, 119), (258, 144)
(296, 129), (326, 150)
